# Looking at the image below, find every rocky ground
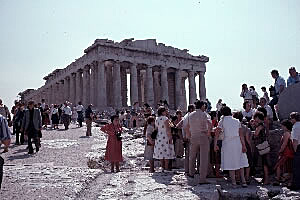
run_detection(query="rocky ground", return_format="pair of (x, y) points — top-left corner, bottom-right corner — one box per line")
(0, 123), (300, 200)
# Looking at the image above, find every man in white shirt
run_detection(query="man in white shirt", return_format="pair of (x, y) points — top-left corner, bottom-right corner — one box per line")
(62, 102), (72, 130)
(259, 97), (273, 120)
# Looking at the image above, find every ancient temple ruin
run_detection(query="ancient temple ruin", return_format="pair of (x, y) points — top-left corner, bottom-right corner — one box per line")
(19, 38), (209, 110)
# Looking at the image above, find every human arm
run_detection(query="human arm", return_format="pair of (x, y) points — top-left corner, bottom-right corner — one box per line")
(164, 119), (173, 143)
(279, 132), (290, 153)
(214, 127), (221, 152)
(239, 128), (247, 153)
(293, 139), (299, 152)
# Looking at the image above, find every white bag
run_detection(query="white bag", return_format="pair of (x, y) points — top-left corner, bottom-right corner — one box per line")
(256, 141), (270, 155)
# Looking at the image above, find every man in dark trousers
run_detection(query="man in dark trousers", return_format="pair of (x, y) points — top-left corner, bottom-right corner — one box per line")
(21, 101), (42, 154)
(0, 113), (12, 189)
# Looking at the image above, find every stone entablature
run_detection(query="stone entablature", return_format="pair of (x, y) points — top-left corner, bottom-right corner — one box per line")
(20, 38), (209, 110)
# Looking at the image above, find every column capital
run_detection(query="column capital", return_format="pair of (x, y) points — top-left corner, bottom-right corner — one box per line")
(83, 65), (90, 71)
(64, 76), (70, 80)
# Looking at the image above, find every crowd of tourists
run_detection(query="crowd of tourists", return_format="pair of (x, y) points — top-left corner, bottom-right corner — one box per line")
(0, 66), (300, 190)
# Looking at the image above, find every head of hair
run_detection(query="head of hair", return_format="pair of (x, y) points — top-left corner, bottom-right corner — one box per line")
(220, 106), (232, 116)
(157, 106), (166, 116)
(120, 111), (124, 115)
(171, 115), (178, 122)
(187, 104), (195, 112)
(233, 111), (243, 122)
(261, 86), (266, 90)
(254, 111), (265, 121)
(176, 110), (182, 115)
(147, 116), (155, 124)
(28, 101), (35, 105)
(144, 103), (150, 108)
(249, 86), (255, 90)
(78, 101), (82, 105)
(290, 112), (300, 121)
(242, 83), (247, 88)
(243, 101), (250, 109)
(281, 119), (293, 131)
(257, 107), (267, 118)
(209, 111), (217, 120)
(289, 67), (296, 72)
(271, 70), (279, 76)
(195, 100), (205, 109)
(111, 115), (119, 122)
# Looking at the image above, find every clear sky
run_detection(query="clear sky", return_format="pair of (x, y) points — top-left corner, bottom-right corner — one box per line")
(0, 0), (299, 110)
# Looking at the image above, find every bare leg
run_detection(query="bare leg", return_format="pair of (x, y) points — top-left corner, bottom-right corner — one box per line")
(239, 168), (246, 184)
(164, 159), (169, 170)
(160, 159), (165, 171)
(111, 162), (115, 173)
(116, 162), (120, 172)
(149, 160), (155, 172)
(245, 167), (250, 182)
(229, 170), (236, 185)
(263, 165), (269, 184)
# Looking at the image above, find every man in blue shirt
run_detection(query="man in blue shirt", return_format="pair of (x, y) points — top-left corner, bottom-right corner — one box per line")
(287, 67), (300, 87)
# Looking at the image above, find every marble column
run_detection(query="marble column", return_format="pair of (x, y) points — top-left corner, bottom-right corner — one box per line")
(145, 66), (154, 107)
(97, 61), (107, 108)
(90, 65), (96, 106)
(199, 71), (206, 101)
(153, 72), (161, 108)
(70, 73), (76, 105)
(113, 62), (122, 108)
(175, 69), (182, 109)
(161, 67), (169, 103)
(64, 76), (70, 103)
(188, 71), (197, 104)
(75, 70), (83, 105)
(130, 64), (139, 106)
(82, 66), (90, 106)
(182, 78), (187, 111)
(58, 80), (64, 104)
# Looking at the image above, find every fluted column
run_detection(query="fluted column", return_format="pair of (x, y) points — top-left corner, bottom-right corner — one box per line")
(199, 71), (206, 101)
(175, 69), (182, 109)
(64, 76), (70, 103)
(90, 65), (96, 106)
(161, 67), (169, 103)
(145, 66), (154, 107)
(97, 61), (107, 108)
(75, 70), (82, 105)
(130, 64), (138, 106)
(70, 73), (76, 105)
(113, 62), (122, 108)
(82, 66), (90, 106)
(188, 71), (197, 104)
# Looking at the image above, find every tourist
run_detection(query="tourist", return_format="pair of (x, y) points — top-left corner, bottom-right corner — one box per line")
(51, 104), (59, 129)
(101, 115), (123, 173)
(249, 86), (259, 108)
(21, 101), (42, 154)
(269, 69), (286, 121)
(0, 113), (11, 189)
(252, 111), (271, 185)
(258, 97), (273, 120)
(85, 104), (93, 136)
(14, 103), (25, 145)
(71, 106), (78, 124)
(42, 104), (50, 129)
(206, 98), (212, 112)
(173, 110), (184, 158)
(273, 119), (294, 186)
(176, 104), (196, 174)
(209, 111), (223, 178)
(76, 101), (84, 127)
(0, 99), (11, 125)
(153, 106), (175, 172)
(11, 100), (19, 135)
(240, 84), (253, 105)
(185, 100), (211, 184)
(61, 102), (72, 130)
(144, 116), (156, 173)
(216, 99), (223, 121)
(289, 112), (300, 190)
(119, 111), (126, 127)
(287, 67), (300, 87)
(124, 110), (131, 128)
(214, 107), (248, 187)
(233, 111), (253, 184)
(242, 101), (254, 122)
(261, 86), (270, 104)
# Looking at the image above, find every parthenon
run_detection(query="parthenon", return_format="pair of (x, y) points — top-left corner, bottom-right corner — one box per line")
(19, 38), (209, 110)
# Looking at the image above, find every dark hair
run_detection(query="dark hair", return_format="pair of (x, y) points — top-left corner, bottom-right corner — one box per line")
(233, 111), (243, 122)
(249, 86), (255, 90)
(147, 116), (155, 124)
(257, 107), (267, 118)
(253, 111), (264, 121)
(120, 111), (124, 115)
(271, 70), (279, 76)
(157, 106), (166, 116)
(144, 103), (150, 108)
(111, 115), (119, 122)
(220, 106), (232, 116)
(281, 119), (293, 131)
(289, 67), (296, 71)
(242, 83), (247, 88)
(187, 104), (195, 112)
(78, 101), (82, 105)
(176, 110), (182, 115)
(209, 111), (217, 120)
(243, 101), (250, 109)
(195, 100), (205, 109)
(290, 112), (300, 121)
(261, 86), (266, 90)
(171, 115), (178, 122)
(28, 101), (35, 105)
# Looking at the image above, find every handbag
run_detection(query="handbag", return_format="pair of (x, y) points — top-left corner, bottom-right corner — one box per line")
(151, 129), (158, 140)
(256, 140), (270, 155)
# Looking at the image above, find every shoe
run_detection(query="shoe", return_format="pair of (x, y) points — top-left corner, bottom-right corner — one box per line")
(36, 146), (39, 152)
(28, 150), (34, 154)
(287, 185), (300, 191)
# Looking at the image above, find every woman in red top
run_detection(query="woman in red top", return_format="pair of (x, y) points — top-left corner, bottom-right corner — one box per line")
(101, 115), (123, 173)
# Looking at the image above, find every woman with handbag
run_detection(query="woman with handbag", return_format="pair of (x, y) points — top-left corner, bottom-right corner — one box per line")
(101, 115), (123, 173)
(253, 111), (271, 185)
(273, 119), (294, 186)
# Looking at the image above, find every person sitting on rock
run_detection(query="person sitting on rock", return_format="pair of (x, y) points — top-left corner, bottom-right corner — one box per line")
(287, 67), (300, 87)
(101, 115), (123, 173)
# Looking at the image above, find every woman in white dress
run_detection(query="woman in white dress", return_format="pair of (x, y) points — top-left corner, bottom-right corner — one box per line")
(153, 107), (175, 171)
(214, 106), (249, 187)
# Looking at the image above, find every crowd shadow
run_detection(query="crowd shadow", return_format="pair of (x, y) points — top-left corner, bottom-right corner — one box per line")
(151, 171), (175, 186)
(7, 153), (33, 161)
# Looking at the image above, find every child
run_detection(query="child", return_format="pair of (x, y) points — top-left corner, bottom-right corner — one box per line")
(144, 116), (156, 172)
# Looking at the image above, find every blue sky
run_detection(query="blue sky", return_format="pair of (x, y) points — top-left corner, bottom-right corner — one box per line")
(0, 0), (299, 110)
